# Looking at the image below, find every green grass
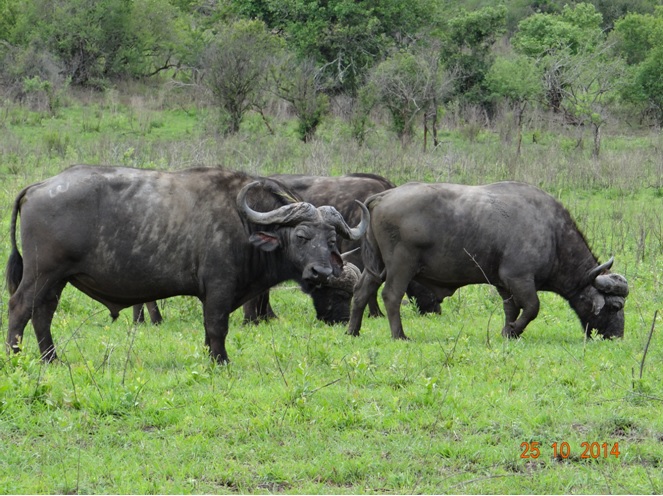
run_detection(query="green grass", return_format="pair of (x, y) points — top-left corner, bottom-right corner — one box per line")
(0, 89), (662, 493)
(2, 282), (662, 493)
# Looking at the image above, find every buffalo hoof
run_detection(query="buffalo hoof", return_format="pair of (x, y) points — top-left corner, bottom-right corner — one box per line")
(40, 348), (58, 363)
(501, 324), (523, 339)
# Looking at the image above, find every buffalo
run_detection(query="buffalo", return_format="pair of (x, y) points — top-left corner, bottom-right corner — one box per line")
(348, 181), (629, 340)
(6, 165), (368, 363)
(243, 173), (441, 324)
(133, 172), (441, 326)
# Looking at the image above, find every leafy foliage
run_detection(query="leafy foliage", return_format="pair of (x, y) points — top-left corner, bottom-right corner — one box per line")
(369, 44), (447, 144)
(438, 5), (507, 105)
(513, 2), (604, 57)
(233, 0), (434, 94)
(201, 19), (283, 134)
(270, 55), (329, 142)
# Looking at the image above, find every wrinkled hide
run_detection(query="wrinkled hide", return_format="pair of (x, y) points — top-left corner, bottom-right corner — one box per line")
(348, 181), (628, 341)
(6, 165), (368, 363)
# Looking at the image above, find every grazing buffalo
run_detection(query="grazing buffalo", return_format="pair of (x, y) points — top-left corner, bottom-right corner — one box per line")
(348, 181), (629, 340)
(242, 173), (441, 324)
(6, 165), (368, 363)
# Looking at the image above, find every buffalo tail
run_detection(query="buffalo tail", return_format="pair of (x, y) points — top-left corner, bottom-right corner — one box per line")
(360, 224), (385, 281)
(6, 187), (28, 295)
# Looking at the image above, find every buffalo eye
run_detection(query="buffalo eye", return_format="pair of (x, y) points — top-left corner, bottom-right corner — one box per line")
(295, 229), (312, 242)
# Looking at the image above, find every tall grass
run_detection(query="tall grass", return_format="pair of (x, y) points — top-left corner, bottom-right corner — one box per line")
(1, 85), (662, 192)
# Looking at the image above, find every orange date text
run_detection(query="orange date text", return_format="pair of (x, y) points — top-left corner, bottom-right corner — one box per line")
(520, 441), (620, 459)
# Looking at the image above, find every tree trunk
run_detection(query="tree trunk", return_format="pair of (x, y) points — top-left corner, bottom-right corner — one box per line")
(592, 123), (601, 159)
(516, 101), (527, 157)
(432, 98), (439, 148)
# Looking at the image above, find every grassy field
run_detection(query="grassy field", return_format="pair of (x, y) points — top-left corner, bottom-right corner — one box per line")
(0, 87), (662, 494)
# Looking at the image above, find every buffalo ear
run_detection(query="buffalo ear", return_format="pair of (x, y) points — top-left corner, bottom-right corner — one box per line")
(249, 232), (280, 252)
(592, 292), (606, 315)
(331, 251), (343, 270)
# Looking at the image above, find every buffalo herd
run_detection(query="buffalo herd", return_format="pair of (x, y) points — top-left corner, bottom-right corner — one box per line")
(5, 165), (629, 363)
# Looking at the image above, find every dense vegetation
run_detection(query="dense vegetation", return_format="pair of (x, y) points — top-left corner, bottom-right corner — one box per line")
(0, 0), (662, 494)
(1, 0), (663, 146)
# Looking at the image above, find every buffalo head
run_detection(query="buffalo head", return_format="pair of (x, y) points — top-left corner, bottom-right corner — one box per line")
(237, 181), (369, 286)
(305, 262), (361, 324)
(572, 257), (629, 338)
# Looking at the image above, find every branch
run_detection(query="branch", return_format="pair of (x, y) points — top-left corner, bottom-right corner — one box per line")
(639, 310), (658, 380)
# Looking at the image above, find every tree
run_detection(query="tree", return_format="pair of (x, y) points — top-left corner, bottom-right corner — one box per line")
(4, 0), (184, 86)
(202, 19), (282, 134)
(270, 54), (329, 142)
(368, 44), (449, 147)
(485, 53), (542, 156)
(636, 46), (663, 126)
(558, 43), (628, 158)
(612, 8), (662, 65)
(232, 0), (435, 94)
(613, 8), (663, 125)
(438, 5), (507, 105)
(0, 0), (19, 43)
(111, 0), (185, 78)
(513, 3), (605, 112)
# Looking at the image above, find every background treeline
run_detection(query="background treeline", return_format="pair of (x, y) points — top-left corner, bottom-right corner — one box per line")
(0, 0), (662, 153)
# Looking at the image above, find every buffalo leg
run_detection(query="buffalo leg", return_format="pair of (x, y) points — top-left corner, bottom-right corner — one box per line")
(243, 292), (277, 324)
(406, 281), (441, 315)
(203, 300), (230, 363)
(133, 305), (146, 323)
(31, 282), (66, 362)
(499, 276), (539, 338)
(6, 292), (33, 356)
(381, 264), (416, 340)
(347, 271), (383, 336)
(367, 295), (384, 318)
(497, 288), (520, 330)
(145, 301), (163, 324)
(7, 277), (63, 362)
(133, 302), (163, 325)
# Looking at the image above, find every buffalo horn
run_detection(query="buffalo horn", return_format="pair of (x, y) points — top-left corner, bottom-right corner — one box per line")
(594, 273), (629, 297)
(238, 181), (317, 225)
(587, 256), (615, 281)
(319, 200), (370, 240)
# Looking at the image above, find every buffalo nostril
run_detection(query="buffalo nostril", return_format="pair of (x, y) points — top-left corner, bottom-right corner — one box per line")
(304, 264), (333, 282)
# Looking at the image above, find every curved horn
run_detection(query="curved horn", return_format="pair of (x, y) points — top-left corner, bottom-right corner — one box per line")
(237, 181), (317, 225)
(587, 256), (614, 281)
(341, 247), (360, 261)
(319, 200), (370, 241)
(594, 273), (629, 297)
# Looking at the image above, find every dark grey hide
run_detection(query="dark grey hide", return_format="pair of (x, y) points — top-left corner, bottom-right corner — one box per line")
(348, 181), (629, 340)
(242, 173), (441, 325)
(6, 165), (368, 363)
